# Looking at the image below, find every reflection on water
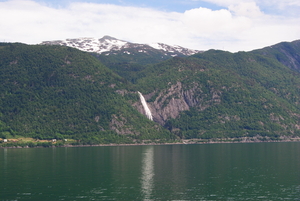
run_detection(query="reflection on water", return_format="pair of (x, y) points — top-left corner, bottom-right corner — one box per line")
(1, 143), (300, 200)
(141, 146), (154, 200)
(3, 148), (7, 169)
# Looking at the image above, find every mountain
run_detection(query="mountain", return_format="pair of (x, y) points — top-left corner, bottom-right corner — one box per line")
(41, 36), (202, 82)
(0, 43), (173, 144)
(2, 39), (300, 146)
(41, 35), (201, 57)
(132, 48), (300, 139)
(252, 39), (300, 73)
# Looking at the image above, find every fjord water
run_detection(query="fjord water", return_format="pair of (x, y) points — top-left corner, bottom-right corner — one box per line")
(1, 143), (300, 200)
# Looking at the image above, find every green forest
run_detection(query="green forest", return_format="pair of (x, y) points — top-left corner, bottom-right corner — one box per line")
(1, 40), (300, 147)
(0, 43), (173, 146)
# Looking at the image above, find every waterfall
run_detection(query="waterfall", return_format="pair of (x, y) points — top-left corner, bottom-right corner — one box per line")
(138, 91), (153, 121)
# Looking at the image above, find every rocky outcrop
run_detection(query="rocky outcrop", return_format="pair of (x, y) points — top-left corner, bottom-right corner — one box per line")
(134, 82), (201, 125)
(133, 80), (227, 125)
(150, 82), (191, 124)
(110, 114), (136, 135)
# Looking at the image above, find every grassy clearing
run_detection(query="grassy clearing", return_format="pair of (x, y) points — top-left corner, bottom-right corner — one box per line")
(0, 137), (77, 148)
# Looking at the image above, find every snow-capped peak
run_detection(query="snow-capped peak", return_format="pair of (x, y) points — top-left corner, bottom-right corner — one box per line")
(41, 36), (201, 56)
(41, 36), (129, 54)
(97, 36), (128, 53)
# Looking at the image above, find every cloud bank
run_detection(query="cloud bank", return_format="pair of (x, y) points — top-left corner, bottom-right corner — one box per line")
(0, 0), (299, 52)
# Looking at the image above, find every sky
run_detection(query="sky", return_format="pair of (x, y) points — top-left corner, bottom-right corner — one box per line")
(0, 0), (299, 52)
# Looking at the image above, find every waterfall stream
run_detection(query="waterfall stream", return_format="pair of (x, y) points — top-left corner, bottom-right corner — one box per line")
(138, 91), (153, 121)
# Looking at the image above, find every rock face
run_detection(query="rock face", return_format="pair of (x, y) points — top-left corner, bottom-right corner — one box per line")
(110, 114), (136, 135)
(134, 82), (200, 125)
(133, 79), (227, 126)
(151, 82), (191, 124)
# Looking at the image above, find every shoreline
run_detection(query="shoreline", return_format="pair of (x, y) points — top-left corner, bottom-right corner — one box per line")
(1, 136), (300, 149)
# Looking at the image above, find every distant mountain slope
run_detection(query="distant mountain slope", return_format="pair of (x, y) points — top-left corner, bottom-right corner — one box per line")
(0, 43), (172, 143)
(252, 39), (300, 72)
(41, 35), (201, 57)
(41, 36), (202, 82)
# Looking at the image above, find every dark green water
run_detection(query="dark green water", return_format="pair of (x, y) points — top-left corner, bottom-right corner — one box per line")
(1, 142), (300, 200)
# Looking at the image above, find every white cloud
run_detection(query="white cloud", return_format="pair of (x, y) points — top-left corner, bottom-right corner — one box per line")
(197, 0), (253, 8)
(228, 2), (263, 17)
(0, 0), (299, 52)
(201, 0), (300, 14)
(182, 7), (252, 36)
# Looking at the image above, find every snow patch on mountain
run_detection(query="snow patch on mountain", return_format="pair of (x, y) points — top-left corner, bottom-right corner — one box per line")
(41, 36), (202, 56)
(42, 36), (129, 54)
(149, 43), (200, 56)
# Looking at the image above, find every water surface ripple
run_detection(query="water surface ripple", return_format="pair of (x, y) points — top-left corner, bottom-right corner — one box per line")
(1, 142), (300, 200)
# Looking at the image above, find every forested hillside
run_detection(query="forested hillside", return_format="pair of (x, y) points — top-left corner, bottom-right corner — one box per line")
(252, 40), (300, 72)
(0, 43), (172, 144)
(91, 48), (170, 83)
(132, 49), (300, 139)
(1, 40), (300, 146)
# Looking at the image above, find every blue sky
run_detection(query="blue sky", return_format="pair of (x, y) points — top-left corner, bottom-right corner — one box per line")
(0, 0), (299, 52)
(20, 0), (225, 12)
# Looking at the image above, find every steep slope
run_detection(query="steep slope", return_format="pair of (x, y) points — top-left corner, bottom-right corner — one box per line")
(252, 39), (300, 72)
(132, 50), (300, 139)
(0, 43), (173, 143)
(3, 39), (300, 143)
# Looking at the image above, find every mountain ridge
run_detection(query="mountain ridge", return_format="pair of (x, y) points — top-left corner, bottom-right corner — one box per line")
(252, 39), (300, 72)
(41, 35), (202, 57)
(2, 39), (300, 146)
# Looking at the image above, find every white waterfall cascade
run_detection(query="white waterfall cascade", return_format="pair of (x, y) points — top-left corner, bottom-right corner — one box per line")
(138, 91), (153, 121)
